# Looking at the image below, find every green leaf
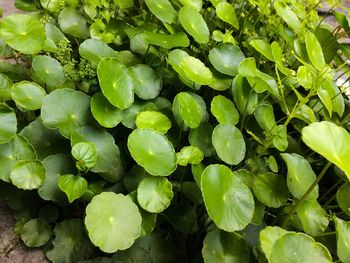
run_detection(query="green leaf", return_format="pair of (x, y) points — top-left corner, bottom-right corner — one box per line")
(269, 233), (331, 263)
(124, 165), (148, 192)
(212, 123), (246, 165)
(297, 66), (313, 90)
(58, 174), (88, 203)
(135, 111), (171, 134)
(115, 0), (134, 9)
(202, 229), (249, 263)
(58, 8), (90, 39)
(41, 89), (93, 138)
(43, 23), (67, 53)
(189, 122), (214, 157)
(317, 85), (333, 116)
(302, 121), (350, 180)
(144, 0), (177, 24)
(305, 31), (325, 71)
(0, 73), (13, 102)
(97, 57), (134, 109)
(0, 103), (17, 144)
(180, 56), (213, 85)
(179, 0), (202, 11)
(271, 41), (295, 76)
(253, 172), (289, 208)
(336, 182), (350, 215)
(216, 2), (239, 29)
(176, 146), (204, 166)
(137, 176), (173, 213)
(0, 14), (45, 54)
(129, 64), (162, 100)
(209, 43), (245, 76)
(254, 101), (276, 131)
(71, 126), (124, 182)
(90, 92), (123, 128)
(334, 217), (350, 263)
(10, 160), (45, 190)
(38, 154), (74, 203)
(334, 11), (350, 36)
(85, 192), (142, 253)
(296, 199), (328, 236)
(166, 203), (197, 233)
(71, 142), (97, 171)
(211, 95), (239, 125)
(144, 32), (190, 49)
(46, 219), (94, 263)
(231, 74), (258, 115)
(20, 218), (51, 247)
(249, 39), (274, 61)
(173, 92), (207, 129)
(272, 125), (288, 151)
(0, 135), (36, 182)
(40, 0), (61, 12)
(201, 164), (255, 231)
(179, 6), (209, 44)
(259, 226), (290, 260)
(32, 55), (65, 87)
(79, 39), (116, 65)
(128, 128), (177, 176)
(281, 153), (319, 200)
(320, 79), (344, 117)
(11, 81), (46, 110)
(274, 0), (301, 31)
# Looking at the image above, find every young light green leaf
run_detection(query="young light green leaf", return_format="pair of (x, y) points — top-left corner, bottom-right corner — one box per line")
(144, 0), (177, 24)
(10, 160), (45, 190)
(97, 57), (134, 109)
(302, 121), (350, 180)
(135, 111), (171, 134)
(202, 229), (249, 263)
(0, 104), (17, 144)
(209, 43), (245, 76)
(216, 2), (239, 29)
(58, 8), (90, 39)
(272, 125), (288, 151)
(336, 182), (350, 215)
(58, 174), (88, 203)
(253, 172), (289, 208)
(21, 219), (51, 247)
(12, 81), (46, 110)
(254, 102), (276, 131)
(176, 146), (204, 166)
(212, 123), (246, 165)
(91, 92), (123, 128)
(180, 56), (213, 85)
(179, 0), (202, 11)
(320, 79), (344, 117)
(179, 6), (209, 44)
(280, 153), (319, 200)
(128, 128), (177, 176)
(317, 85), (333, 116)
(0, 14), (46, 54)
(115, 0), (134, 9)
(249, 39), (274, 61)
(79, 38), (116, 65)
(144, 32), (190, 49)
(259, 226), (290, 260)
(334, 217), (350, 263)
(137, 176), (173, 213)
(85, 192), (142, 253)
(189, 123), (214, 157)
(211, 95), (239, 125)
(274, 0), (301, 31)
(71, 142), (97, 171)
(231, 74), (258, 115)
(305, 31), (325, 71)
(201, 164), (255, 231)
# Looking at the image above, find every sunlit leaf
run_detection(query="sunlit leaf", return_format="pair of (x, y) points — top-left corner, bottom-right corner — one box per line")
(145, 0), (177, 24)
(0, 103), (17, 144)
(274, 0), (301, 31)
(135, 111), (171, 134)
(79, 38), (116, 65)
(336, 182), (350, 215)
(12, 81), (46, 110)
(10, 160), (45, 190)
(58, 8), (90, 39)
(334, 217), (350, 263)
(58, 174), (88, 203)
(249, 39), (274, 61)
(176, 145), (204, 166)
(216, 2), (239, 29)
(305, 31), (325, 71)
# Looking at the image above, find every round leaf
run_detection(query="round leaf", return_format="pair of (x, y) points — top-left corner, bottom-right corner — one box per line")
(334, 217), (350, 263)
(127, 128), (177, 176)
(209, 43), (245, 76)
(58, 8), (90, 39)
(137, 176), (174, 213)
(97, 57), (134, 109)
(32, 55), (65, 87)
(189, 122), (214, 157)
(85, 192), (142, 253)
(144, 0), (177, 24)
(71, 142), (97, 171)
(79, 38), (116, 65)
(135, 111), (171, 134)
(12, 81), (46, 110)
(179, 6), (209, 43)
(201, 164), (255, 231)
(0, 14), (45, 54)
(41, 88), (93, 138)
(58, 174), (88, 203)
(21, 218), (51, 247)
(10, 160), (45, 190)
(91, 92), (123, 128)
(336, 182), (350, 215)
(253, 172), (289, 208)
(176, 146), (204, 166)
(259, 226), (290, 260)
(180, 56), (213, 85)
(216, 2), (239, 29)
(0, 73), (13, 102)
(0, 103), (17, 144)
(269, 233), (332, 263)
(211, 95), (239, 125)
(129, 64), (162, 100)
(212, 123), (246, 165)
(202, 229), (249, 263)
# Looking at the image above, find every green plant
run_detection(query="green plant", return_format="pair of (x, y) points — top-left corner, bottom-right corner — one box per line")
(1, 0), (350, 262)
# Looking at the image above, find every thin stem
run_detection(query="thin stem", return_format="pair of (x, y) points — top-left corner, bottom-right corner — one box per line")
(281, 162), (332, 228)
(317, 231), (336, 237)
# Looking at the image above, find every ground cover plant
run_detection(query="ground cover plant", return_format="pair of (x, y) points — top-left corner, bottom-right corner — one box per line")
(1, 0), (350, 262)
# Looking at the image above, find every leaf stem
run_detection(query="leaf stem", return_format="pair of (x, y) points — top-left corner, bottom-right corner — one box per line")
(281, 162), (332, 228)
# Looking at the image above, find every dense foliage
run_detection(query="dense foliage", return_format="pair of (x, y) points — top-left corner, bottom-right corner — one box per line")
(1, 0), (350, 262)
